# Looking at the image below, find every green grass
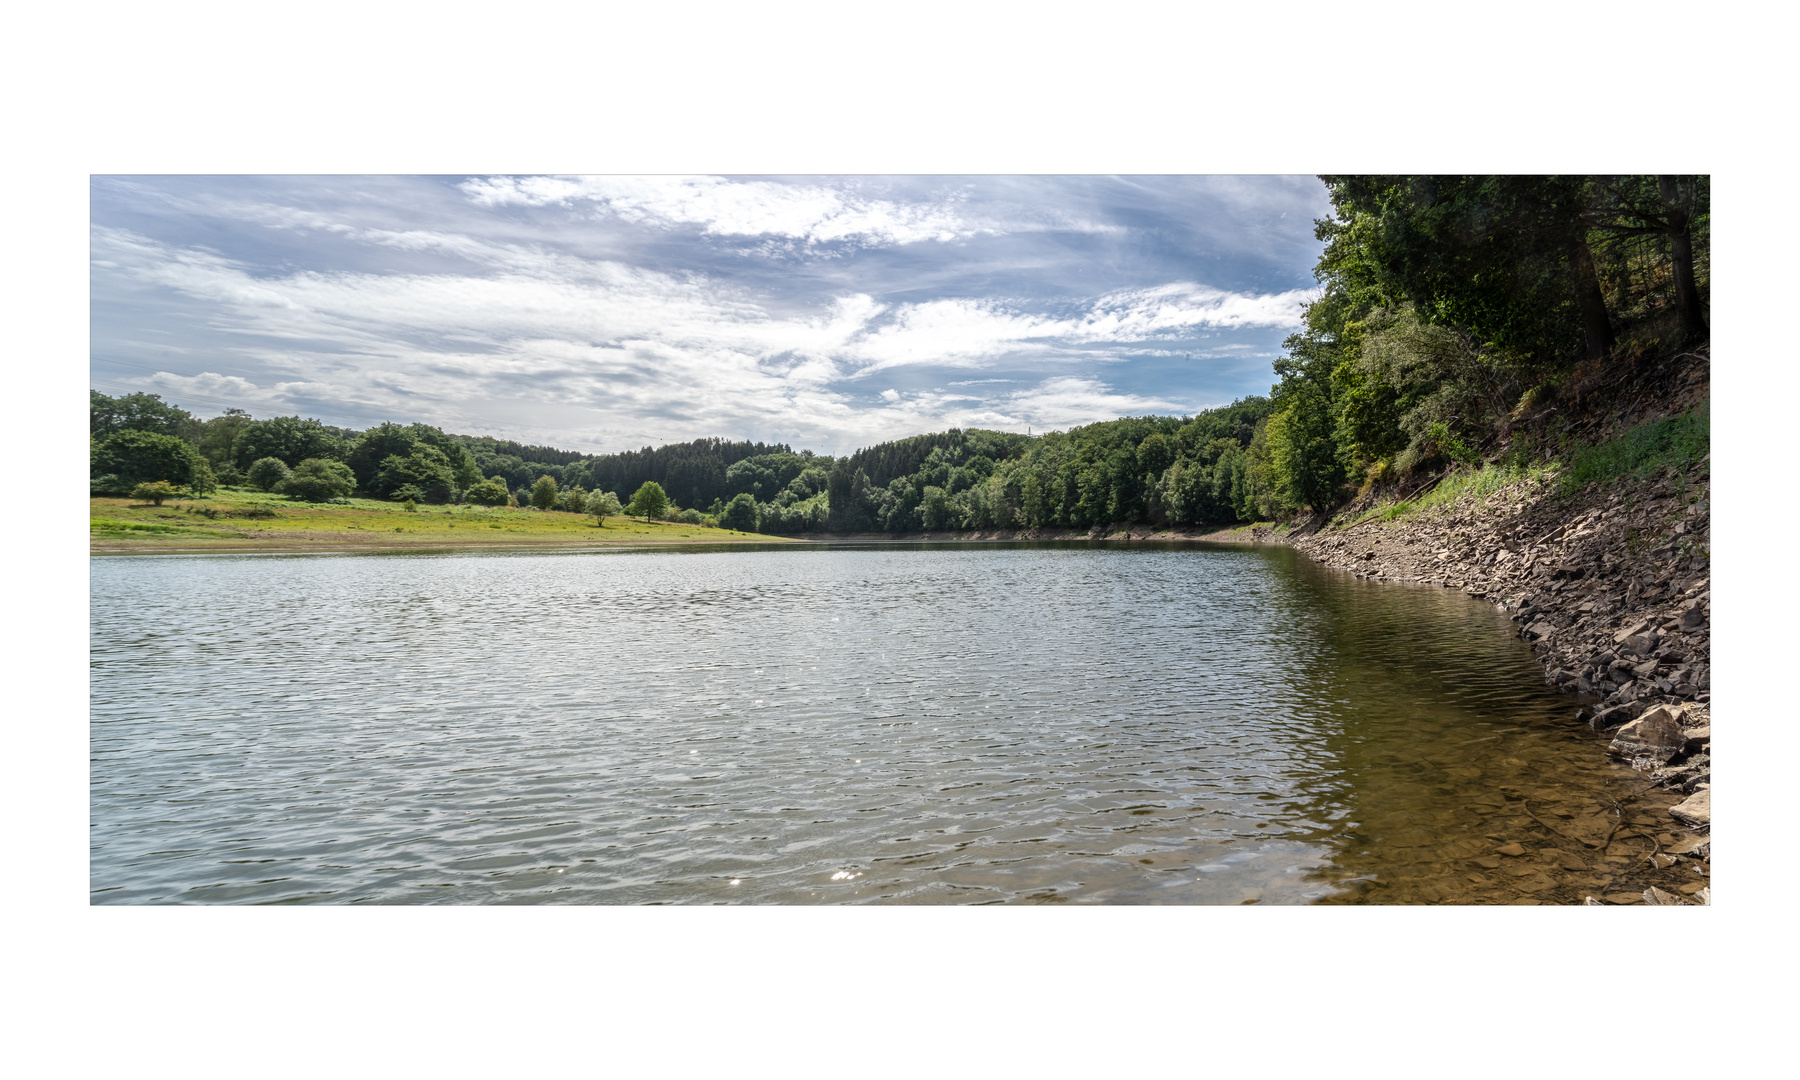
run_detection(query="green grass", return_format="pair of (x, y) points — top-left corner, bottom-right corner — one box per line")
(90, 487), (790, 551)
(1560, 403), (1709, 493)
(1340, 460), (1553, 528)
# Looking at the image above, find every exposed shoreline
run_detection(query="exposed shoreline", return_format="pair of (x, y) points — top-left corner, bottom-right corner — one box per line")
(1265, 462), (1711, 904)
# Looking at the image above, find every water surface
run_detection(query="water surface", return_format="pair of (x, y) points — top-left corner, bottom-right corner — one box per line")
(90, 542), (1680, 904)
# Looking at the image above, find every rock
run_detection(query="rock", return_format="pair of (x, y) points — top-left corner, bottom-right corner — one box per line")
(1681, 607), (1708, 630)
(1643, 886), (1685, 905)
(1608, 705), (1688, 765)
(1666, 835), (1710, 857)
(1604, 892), (1645, 905)
(1473, 856), (1502, 869)
(1683, 725), (1710, 752)
(1670, 788), (1711, 827)
(1622, 632), (1659, 658)
(1614, 617), (1652, 644)
(1524, 621), (1555, 640)
(1495, 842), (1527, 857)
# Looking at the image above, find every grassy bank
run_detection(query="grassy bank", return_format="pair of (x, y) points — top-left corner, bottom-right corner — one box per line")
(91, 488), (794, 553)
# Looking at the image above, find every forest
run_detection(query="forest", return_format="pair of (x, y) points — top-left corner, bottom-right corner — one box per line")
(92, 175), (1707, 536)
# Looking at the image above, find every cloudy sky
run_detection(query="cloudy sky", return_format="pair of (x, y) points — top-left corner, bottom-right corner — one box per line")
(90, 175), (1331, 456)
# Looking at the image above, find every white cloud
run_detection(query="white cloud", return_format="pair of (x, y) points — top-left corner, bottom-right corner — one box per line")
(460, 175), (986, 248)
(92, 221), (1293, 453)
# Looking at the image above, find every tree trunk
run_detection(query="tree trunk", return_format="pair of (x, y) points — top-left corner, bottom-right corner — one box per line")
(1659, 175), (1708, 341)
(1570, 237), (1615, 361)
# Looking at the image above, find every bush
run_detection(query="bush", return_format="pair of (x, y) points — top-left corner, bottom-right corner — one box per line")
(247, 457), (292, 492)
(277, 458), (357, 502)
(720, 492), (758, 532)
(677, 508), (703, 525)
(389, 483), (427, 504)
(531, 475), (559, 510)
(130, 481), (180, 505)
(91, 429), (205, 493)
(465, 477), (511, 507)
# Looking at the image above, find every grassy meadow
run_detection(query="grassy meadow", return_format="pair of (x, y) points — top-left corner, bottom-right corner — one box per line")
(91, 488), (795, 554)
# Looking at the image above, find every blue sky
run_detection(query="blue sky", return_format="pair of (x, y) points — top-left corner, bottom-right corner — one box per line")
(90, 175), (1331, 456)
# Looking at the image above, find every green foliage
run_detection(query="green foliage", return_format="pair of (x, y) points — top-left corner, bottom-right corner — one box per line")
(91, 391), (198, 440)
(247, 456), (292, 492)
(557, 485), (589, 513)
(588, 490), (623, 524)
(91, 429), (204, 493)
(531, 474), (560, 510)
(676, 508), (704, 525)
(376, 445), (457, 503)
(626, 480), (668, 521)
(1561, 404), (1709, 493)
(232, 415), (349, 469)
(720, 492), (758, 531)
(130, 480), (180, 505)
(464, 476), (512, 506)
(277, 458), (358, 502)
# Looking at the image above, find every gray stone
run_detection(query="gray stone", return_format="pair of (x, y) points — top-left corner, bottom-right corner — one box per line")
(1623, 633), (1659, 658)
(1681, 607), (1708, 630)
(1608, 705), (1687, 766)
(1615, 618), (1652, 644)
(1670, 788), (1711, 827)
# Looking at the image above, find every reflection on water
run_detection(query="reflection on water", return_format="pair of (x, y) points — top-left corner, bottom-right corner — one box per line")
(89, 542), (1683, 904)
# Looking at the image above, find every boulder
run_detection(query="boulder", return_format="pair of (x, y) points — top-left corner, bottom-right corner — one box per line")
(1670, 788), (1711, 828)
(1608, 704), (1687, 766)
(1681, 607), (1708, 630)
(1622, 633), (1660, 658)
(1614, 617), (1652, 644)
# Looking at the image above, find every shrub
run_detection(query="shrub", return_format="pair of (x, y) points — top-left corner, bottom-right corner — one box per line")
(130, 480), (181, 506)
(720, 492), (758, 532)
(465, 477), (512, 506)
(677, 508), (703, 525)
(531, 475), (559, 510)
(277, 458), (357, 502)
(247, 457), (292, 492)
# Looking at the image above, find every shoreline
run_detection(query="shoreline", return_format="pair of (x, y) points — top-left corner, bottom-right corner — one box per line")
(1266, 464), (1711, 904)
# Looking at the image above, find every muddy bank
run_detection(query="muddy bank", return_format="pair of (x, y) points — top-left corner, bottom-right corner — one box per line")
(1268, 460), (1711, 904)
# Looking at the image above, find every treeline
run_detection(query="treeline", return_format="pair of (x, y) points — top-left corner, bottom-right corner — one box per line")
(87, 391), (842, 531)
(1252, 174), (1710, 517)
(825, 399), (1273, 532)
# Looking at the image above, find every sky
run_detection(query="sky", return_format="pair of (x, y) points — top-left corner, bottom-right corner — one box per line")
(90, 175), (1332, 456)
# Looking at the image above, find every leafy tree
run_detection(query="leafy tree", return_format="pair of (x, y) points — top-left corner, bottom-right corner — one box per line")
(233, 416), (348, 469)
(247, 456), (292, 492)
(464, 476), (512, 506)
(91, 429), (204, 493)
(130, 480), (180, 506)
(195, 408), (253, 468)
(589, 490), (623, 525)
(720, 492), (757, 531)
(626, 481), (669, 521)
(558, 485), (589, 513)
(530, 474), (559, 510)
(375, 445), (457, 502)
(277, 458), (357, 502)
(91, 391), (198, 440)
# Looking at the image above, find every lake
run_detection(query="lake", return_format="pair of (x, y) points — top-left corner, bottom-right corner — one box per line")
(90, 542), (1677, 904)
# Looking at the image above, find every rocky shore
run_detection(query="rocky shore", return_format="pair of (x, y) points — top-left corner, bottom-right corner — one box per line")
(1269, 452), (1711, 904)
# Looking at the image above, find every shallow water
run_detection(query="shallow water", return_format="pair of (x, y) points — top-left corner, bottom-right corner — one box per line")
(89, 542), (1687, 904)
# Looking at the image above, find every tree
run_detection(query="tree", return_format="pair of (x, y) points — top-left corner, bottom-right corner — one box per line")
(232, 416), (348, 469)
(91, 429), (204, 494)
(277, 458), (357, 502)
(464, 476), (512, 506)
(91, 391), (198, 441)
(589, 490), (623, 525)
(720, 492), (757, 531)
(558, 485), (589, 513)
(626, 481), (669, 521)
(530, 474), (559, 510)
(130, 481), (180, 506)
(247, 457), (292, 492)
(196, 408), (254, 468)
(375, 445), (456, 502)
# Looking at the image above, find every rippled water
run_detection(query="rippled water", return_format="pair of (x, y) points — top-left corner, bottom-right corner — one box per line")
(90, 542), (1681, 905)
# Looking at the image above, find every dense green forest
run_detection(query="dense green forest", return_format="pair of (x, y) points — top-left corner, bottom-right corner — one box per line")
(92, 175), (1706, 535)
